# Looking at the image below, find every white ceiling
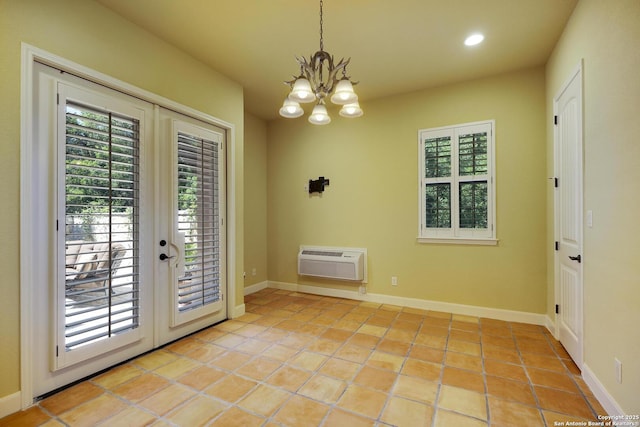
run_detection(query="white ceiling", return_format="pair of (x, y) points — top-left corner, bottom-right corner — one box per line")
(96, 0), (578, 120)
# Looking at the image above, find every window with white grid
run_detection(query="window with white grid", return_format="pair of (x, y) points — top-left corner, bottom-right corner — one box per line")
(418, 121), (496, 244)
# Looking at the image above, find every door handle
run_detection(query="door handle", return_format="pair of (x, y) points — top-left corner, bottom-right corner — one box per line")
(159, 253), (175, 261)
(568, 254), (582, 263)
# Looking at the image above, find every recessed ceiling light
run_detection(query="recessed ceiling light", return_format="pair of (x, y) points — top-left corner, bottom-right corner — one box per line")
(464, 34), (485, 46)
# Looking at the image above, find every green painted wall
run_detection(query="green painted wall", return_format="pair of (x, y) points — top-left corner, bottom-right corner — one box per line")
(267, 67), (547, 313)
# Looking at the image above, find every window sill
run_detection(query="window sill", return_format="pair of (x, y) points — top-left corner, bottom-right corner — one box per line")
(416, 237), (499, 246)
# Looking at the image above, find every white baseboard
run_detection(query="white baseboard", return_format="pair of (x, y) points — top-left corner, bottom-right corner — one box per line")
(545, 314), (557, 337)
(0, 391), (22, 419)
(231, 304), (246, 319)
(582, 363), (624, 417)
(267, 281), (548, 326)
(244, 281), (269, 296)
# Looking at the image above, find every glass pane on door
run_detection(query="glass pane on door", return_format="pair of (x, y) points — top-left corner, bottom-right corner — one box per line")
(171, 128), (223, 326)
(63, 101), (140, 352)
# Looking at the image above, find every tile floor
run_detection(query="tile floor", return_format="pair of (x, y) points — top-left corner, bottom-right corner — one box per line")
(1, 288), (608, 426)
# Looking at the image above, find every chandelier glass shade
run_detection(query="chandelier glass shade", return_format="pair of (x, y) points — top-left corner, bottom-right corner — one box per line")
(279, 0), (362, 124)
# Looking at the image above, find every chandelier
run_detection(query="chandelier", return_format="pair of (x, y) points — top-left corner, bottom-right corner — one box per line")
(279, 0), (363, 125)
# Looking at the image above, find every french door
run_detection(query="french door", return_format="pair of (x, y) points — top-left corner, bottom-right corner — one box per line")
(155, 110), (227, 346)
(31, 62), (227, 398)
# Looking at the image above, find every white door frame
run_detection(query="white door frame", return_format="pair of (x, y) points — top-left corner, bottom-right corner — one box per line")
(20, 44), (238, 408)
(553, 60), (584, 366)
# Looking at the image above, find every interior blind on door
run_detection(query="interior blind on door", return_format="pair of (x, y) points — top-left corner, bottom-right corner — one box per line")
(177, 132), (220, 313)
(63, 101), (140, 350)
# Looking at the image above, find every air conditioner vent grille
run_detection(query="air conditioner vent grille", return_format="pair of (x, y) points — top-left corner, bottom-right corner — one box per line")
(301, 250), (344, 257)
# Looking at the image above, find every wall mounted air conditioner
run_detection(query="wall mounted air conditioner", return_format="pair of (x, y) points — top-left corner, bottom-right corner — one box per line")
(298, 246), (367, 282)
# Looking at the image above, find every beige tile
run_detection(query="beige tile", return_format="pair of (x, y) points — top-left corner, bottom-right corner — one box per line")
(256, 328), (289, 343)
(427, 310), (452, 319)
(486, 375), (536, 406)
(166, 337), (203, 355)
(166, 395), (226, 427)
(452, 314), (480, 324)
(354, 365), (397, 392)
(450, 329), (481, 343)
(392, 375), (439, 404)
(298, 374), (347, 404)
(543, 410), (592, 427)
(186, 343), (226, 363)
(234, 323), (268, 337)
(335, 343), (372, 364)
(213, 333), (246, 348)
(210, 351), (252, 371)
(445, 352), (483, 372)
(521, 353), (567, 372)
(481, 335), (516, 350)
(385, 328), (417, 343)
(261, 343), (298, 361)
(409, 344), (445, 363)
(484, 359), (528, 382)
(356, 324), (388, 337)
(97, 406), (157, 427)
(442, 366), (485, 393)
(59, 394), (128, 427)
(210, 406), (264, 427)
(348, 333), (381, 348)
(132, 349), (178, 370)
(380, 396), (434, 427)
(319, 357), (361, 381)
(177, 365), (226, 390)
(324, 408), (376, 427)
(192, 327), (226, 342)
(482, 345), (522, 364)
(534, 386), (595, 419)
(238, 384), (291, 417)
(91, 364), (143, 389)
(447, 339), (481, 356)
(488, 396), (543, 427)
(0, 406), (51, 427)
(367, 350), (405, 372)
(236, 357), (281, 380)
(153, 357), (200, 379)
(235, 338), (272, 355)
(215, 320), (245, 332)
(290, 350), (328, 371)
(414, 333), (447, 349)
(401, 358), (442, 381)
(205, 374), (257, 403)
(438, 385), (487, 420)
(321, 327), (354, 341)
(434, 409), (488, 427)
(111, 373), (170, 403)
(279, 333), (314, 349)
(527, 367), (580, 393)
(267, 365), (312, 392)
(337, 384), (387, 419)
(138, 383), (195, 416)
(40, 382), (104, 415)
(376, 338), (411, 356)
(306, 337), (342, 355)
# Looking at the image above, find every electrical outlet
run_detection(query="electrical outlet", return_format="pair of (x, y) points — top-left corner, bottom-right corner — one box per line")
(615, 358), (622, 384)
(391, 276), (398, 286)
(252, 268), (257, 276)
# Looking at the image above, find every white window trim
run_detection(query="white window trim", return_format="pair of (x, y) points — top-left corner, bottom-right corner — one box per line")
(417, 120), (497, 245)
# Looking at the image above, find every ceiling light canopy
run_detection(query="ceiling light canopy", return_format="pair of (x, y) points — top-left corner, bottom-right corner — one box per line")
(464, 33), (485, 46)
(279, 0), (362, 125)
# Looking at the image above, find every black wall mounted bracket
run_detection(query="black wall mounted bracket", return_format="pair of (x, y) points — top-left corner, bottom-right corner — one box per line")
(309, 176), (330, 194)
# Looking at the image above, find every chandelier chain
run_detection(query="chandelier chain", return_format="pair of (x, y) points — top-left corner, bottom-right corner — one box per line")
(319, 0), (324, 51)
